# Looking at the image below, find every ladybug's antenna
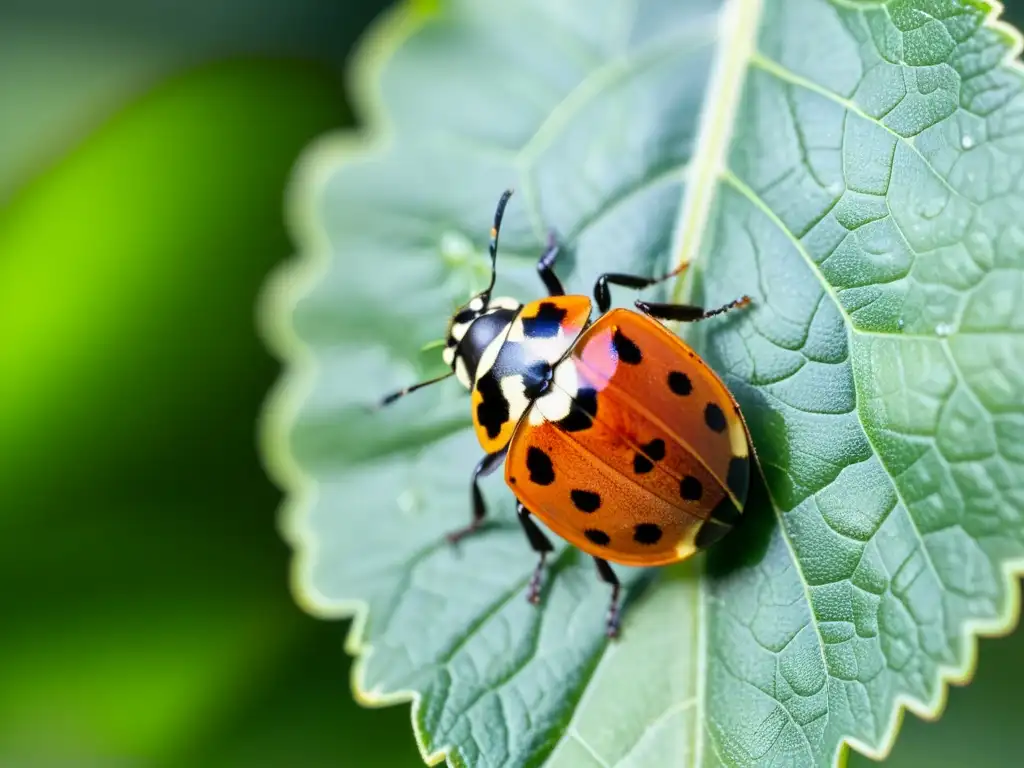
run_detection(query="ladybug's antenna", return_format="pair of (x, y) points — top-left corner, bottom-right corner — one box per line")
(375, 370), (454, 409)
(481, 188), (514, 304)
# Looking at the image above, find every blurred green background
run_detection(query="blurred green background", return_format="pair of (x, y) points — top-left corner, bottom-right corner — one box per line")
(1, 2), (1022, 766)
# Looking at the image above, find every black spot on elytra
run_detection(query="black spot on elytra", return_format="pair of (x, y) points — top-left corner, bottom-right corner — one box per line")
(560, 387), (599, 432)
(526, 446), (555, 485)
(475, 372), (509, 439)
(695, 520), (731, 549)
(521, 301), (568, 338)
(633, 453), (654, 474)
(612, 328), (642, 364)
(680, 475), (703, 501)
(642, 438), (666, 460)
(633, 523), (662, 545)
(570, 489), (601, 513)
(727, 456), (750, 503)
(633, 437), (666, 474)
(668, 371), (692, 396)
(704, 402), (727, 433)
(584, 528), (610, 546)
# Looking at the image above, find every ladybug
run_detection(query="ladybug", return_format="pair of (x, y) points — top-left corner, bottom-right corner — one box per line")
(380, 190), (754, 637)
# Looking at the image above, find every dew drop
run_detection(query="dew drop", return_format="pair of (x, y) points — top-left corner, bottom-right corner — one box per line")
(397, 489), (421, 515)
(897, 317), (905, 330)
(935, 322), (954, 337)
(440, 231), (475, 265)
(961, 134), (975, 150)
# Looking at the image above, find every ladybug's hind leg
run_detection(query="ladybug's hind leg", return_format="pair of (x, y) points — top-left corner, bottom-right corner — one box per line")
(515, 502), (554, 604)
(593, 557), (622, 638)
(447, 448), (507, 544)
(636, 295), (751, 323)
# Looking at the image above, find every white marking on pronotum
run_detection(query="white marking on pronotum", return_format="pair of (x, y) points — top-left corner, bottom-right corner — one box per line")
(532, 358), (581, 424)
(506, 316), (526, 342)
(553, 357), (580, 397)
(450, 320), (472, 342)
(500, 375), (532, 423)
(506, 315), (568, 358)
(487, 296), (521, 312)
(454, 356), (472, 389)
(442, 345), (456, 366)
(474, 329), (509, 382)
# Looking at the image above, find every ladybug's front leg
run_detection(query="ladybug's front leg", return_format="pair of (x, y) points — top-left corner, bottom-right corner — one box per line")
(447, 448), (507, 544)
(535, 231), (565, 297)
(515, 501), (554, 603)
(593, 557), (622, 638)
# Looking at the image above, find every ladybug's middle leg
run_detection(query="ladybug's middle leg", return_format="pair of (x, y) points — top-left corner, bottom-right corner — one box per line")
(447, 448), (507, 544)
(592, 261), (690, 313)
(515, 501), (554, 604)
(536, 231), (565, 297)
(593, 557), (622, 639)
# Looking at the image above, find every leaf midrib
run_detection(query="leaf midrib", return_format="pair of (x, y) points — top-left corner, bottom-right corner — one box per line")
(662, 0), (972, 758)
(665, 0), (764, 765)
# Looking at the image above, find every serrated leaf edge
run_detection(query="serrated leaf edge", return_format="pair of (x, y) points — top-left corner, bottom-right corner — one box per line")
(258, 2), (457, 766)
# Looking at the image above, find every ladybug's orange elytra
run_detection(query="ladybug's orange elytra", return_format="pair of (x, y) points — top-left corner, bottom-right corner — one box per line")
(378, 189), (753, 637)
(505, 306), (752, 569)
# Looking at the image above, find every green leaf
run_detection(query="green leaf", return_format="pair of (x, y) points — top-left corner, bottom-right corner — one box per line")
(262, 0), (1024, 765)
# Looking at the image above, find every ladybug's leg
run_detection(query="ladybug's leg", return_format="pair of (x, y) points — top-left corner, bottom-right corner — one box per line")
(593, 261), (689, 313)
(635, 295), (751, 323)
(515, 501), (554, 603)
(447, 447), (507, 544)
(375, 371), (454, 408)
(536, 231), (565, 297)
(593, 557), (622, 638)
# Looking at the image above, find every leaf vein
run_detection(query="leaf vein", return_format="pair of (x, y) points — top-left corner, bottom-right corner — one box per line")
(749, 51), (965, 201)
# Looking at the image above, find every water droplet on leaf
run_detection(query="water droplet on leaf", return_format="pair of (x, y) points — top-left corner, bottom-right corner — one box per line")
(440, 231), (475, 265)
(397, 489), (421, 515)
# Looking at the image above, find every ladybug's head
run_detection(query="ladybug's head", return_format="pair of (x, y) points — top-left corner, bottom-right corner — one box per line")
(377, 188), (523, 408)
(442, 294), (521, 389)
